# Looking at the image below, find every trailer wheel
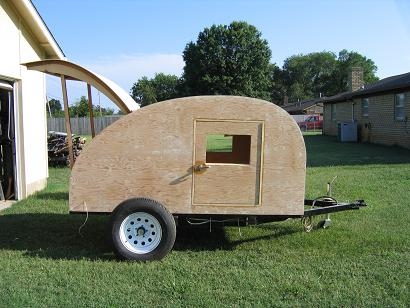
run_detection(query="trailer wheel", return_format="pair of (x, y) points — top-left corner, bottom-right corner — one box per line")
(110, 198), (176, 261)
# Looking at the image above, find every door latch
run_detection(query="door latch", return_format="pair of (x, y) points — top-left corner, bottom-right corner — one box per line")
(193, 161), (210, 173)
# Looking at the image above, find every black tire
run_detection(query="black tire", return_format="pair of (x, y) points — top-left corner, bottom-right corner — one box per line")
(110, 198), (176, 261)
(300, 125), (307, 132)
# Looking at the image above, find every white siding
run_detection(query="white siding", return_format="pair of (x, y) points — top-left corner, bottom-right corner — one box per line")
(20, 69), (48, 194)
(0, 2), (20, 79)
(0, 1), (49, 198)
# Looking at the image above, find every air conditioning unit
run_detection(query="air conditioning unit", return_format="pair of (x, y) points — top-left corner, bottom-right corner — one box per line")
(338, 121), (358, 142)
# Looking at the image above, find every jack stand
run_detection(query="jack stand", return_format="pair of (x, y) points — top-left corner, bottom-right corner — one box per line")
(322, 213), (332, 228)
(321, 176), (337, 229)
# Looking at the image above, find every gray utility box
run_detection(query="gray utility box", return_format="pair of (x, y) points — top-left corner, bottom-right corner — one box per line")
(338, 121), (358, 142)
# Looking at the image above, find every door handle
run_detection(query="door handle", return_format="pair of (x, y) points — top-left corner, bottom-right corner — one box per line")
(193, 161), (210, 173)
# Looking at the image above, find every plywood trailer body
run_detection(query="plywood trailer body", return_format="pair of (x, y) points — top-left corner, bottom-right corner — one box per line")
(70, 96), (306, 216)
(70, 95), (307, 260)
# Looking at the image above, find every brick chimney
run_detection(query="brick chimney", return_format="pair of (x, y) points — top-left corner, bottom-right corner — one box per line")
(348, 66), (364, 91)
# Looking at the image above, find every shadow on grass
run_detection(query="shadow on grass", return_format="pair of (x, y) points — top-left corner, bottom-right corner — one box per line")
(305, 135), (410, 167)
(174, 222), (299, 251)
(228, 224), (299, 247)
(0, 213), (114, 261)
(0, 213), (299, 260)
(174, 225), (233, 251)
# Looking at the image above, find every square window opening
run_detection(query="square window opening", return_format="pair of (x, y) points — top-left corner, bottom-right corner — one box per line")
(206, 134), (251, 164)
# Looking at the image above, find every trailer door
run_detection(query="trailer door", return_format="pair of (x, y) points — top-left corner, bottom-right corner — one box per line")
(192, 120), (264, 206)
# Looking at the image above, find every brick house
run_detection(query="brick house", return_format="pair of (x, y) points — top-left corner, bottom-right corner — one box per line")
(322, 69), (410, 149)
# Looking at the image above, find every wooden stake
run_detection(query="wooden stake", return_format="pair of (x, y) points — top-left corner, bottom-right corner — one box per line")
(61, 75), (75, 169)
(87, 84), (96, 138)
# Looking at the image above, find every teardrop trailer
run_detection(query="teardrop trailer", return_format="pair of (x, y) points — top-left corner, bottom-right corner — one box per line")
(68, 96), (366, 261)
(24, 60), (366, 261)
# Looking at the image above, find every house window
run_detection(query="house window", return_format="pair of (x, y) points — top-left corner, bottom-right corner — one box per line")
(331, 104), (336, 121)
(395, 93), (406, 121)
(361, 98), (369, 117)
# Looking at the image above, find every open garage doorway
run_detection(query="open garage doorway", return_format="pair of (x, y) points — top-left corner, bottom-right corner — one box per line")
(0, 80), (16, 200)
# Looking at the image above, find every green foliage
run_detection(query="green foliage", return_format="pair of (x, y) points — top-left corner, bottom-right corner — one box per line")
(47, 96), (114, 118)
(336, 49), (379, 91)
(130, 73), (180, 107)
(46, 98), (64, 117)
(182, 21), (272, 100)
(96, 106), (114, 116)
(0, 136), (409, 306)
(276, 50), (379, 104)
(69, 96), (114, 117)
(270, 64), (287, 103)
(282, 51), (338, 102)
(127, 22), (380, 107)
(68, 96), (89, 117)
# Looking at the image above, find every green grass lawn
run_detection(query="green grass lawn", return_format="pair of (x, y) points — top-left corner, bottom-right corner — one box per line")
(1, 135), (409, 307)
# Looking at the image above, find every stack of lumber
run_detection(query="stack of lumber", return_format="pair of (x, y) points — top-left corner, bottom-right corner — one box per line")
(47, 131), (86, 166)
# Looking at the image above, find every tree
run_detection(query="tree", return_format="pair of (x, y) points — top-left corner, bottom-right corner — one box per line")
(131, 73), (180, 107)
(182, 21), (272, 100)
(335, 49), (379, 91)
(281, 51), (338, 102)
(269, 64), (287, 104)
(69, 96), (89, 117)
(97, 106), (114, 116)
(46, 98), (64, 117)
(274, 50), (379, 104)
(69, 96), (114, 117)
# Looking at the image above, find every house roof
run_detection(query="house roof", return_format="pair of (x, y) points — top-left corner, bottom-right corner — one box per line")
(322, 72), (410, 104)
(8, 0), (65, 59)
(282, 97), (324, 114)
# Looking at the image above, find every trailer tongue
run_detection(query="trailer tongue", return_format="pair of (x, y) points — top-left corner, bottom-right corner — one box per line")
(304, 198), (366, 216)
(301, 198), (367, 232)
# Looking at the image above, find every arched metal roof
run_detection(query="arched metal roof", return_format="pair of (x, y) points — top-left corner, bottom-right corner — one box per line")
(24, 59), (139, 113)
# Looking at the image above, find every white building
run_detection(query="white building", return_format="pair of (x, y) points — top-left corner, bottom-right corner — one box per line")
(0, 0), (65, 200)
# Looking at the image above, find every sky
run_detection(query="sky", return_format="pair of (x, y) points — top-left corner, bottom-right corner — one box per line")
(32, 0), (410, 110)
